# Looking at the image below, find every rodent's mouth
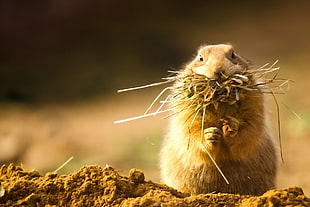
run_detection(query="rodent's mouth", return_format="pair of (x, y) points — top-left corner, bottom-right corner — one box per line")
(208, 72), (232, 83)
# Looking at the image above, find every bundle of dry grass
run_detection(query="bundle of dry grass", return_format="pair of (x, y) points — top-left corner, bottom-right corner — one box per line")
(115, 61), (290, 124)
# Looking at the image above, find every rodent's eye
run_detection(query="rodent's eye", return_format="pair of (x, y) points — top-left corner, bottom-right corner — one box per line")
(231, 51), (236, 59)
(198, 55), (204, 62)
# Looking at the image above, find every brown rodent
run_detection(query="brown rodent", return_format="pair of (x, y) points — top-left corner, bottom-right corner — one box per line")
(160, 44), (278, 195)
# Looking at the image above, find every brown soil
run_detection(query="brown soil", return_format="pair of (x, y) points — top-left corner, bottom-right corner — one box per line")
(0, 164), (309, 207)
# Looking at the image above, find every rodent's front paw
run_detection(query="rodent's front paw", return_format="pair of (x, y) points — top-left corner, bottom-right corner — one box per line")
(204, 127), (222, 144)
(220, 116), (239, 138)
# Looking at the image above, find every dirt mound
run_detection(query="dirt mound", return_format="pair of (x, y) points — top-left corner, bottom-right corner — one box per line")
(0, 164), (309, 207)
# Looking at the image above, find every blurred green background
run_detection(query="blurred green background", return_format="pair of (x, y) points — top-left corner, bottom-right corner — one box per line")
(0, 0), (310, 195)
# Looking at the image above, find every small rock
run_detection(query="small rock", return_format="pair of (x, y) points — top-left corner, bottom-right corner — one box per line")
(129, 168), (145, 184)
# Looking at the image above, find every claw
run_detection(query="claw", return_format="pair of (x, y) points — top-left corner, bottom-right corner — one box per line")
(204, 127), (222, 143)
(220, 117), (239, 138)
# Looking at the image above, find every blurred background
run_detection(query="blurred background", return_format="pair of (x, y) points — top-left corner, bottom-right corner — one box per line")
(0, 0), (309, 195)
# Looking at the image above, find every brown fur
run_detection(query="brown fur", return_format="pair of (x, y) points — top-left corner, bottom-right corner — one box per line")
(160, 44), (278, 195)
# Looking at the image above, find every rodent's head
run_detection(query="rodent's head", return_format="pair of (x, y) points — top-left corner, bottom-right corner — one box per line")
(186, 44), (249, 79)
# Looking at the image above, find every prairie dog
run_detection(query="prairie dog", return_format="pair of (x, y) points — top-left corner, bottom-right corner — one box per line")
(160, 44), (278, 195)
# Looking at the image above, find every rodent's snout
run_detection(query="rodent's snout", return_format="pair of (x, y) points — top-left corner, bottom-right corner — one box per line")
(193, 59), (237, 80)
(186, 44), (249, 80)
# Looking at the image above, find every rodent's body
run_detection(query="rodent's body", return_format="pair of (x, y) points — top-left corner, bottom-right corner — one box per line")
(160, 44), (278, 195)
